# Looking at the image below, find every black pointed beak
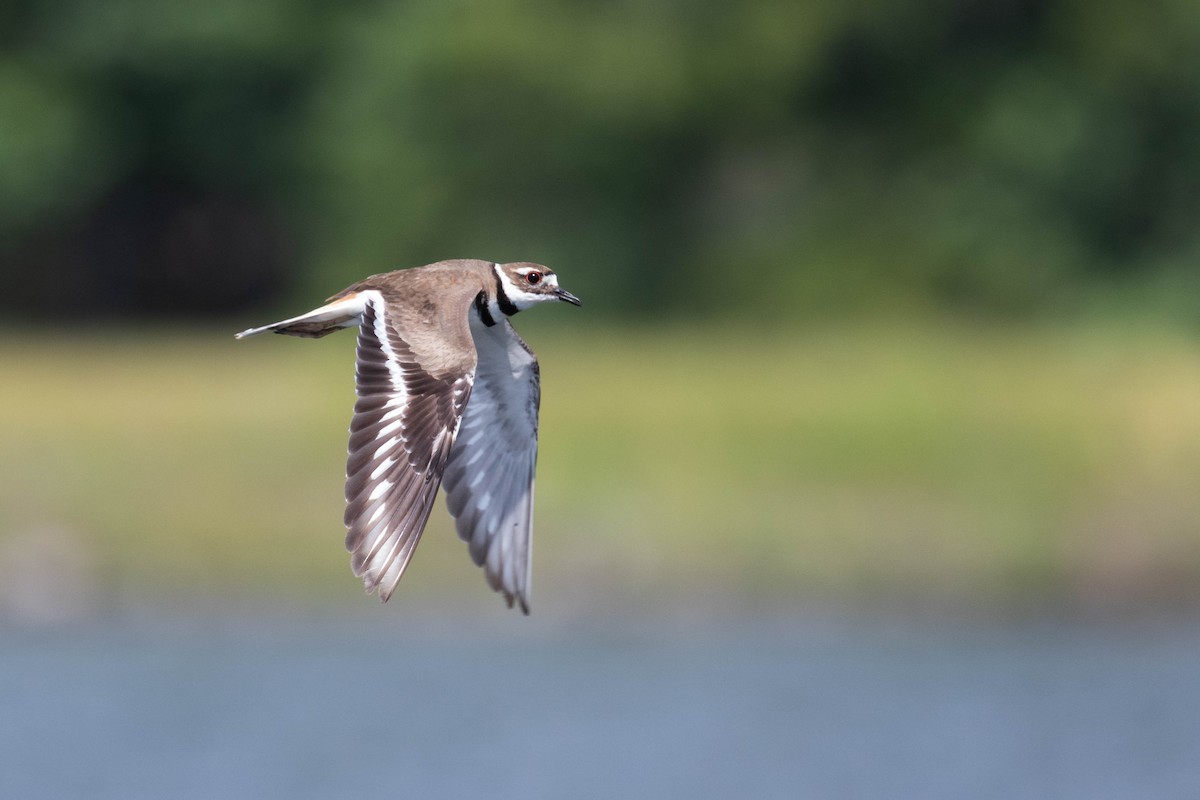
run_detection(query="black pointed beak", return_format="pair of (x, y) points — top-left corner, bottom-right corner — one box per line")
(554, 288), (582, 307)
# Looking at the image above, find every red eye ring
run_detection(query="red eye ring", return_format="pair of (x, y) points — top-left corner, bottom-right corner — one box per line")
(525, 272), (542, 285)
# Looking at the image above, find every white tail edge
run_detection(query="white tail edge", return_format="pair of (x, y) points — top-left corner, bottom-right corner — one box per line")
(234, 293), (368, 339)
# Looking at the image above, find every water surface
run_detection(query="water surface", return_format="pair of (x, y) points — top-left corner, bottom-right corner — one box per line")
(2, 613), (1198, 799)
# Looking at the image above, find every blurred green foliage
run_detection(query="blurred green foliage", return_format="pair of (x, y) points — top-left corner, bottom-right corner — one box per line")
(2, 0), (1199, 318)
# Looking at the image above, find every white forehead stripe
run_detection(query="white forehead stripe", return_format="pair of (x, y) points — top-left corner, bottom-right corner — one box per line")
(516, 265), (557, 289)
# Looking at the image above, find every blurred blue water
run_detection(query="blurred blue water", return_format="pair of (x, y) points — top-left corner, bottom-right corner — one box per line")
(2, 613), (1198, 800)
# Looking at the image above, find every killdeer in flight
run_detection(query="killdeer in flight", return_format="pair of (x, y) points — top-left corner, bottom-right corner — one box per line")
(235, 259), (581, 613)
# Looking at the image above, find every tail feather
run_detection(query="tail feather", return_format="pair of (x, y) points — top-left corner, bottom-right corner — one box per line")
(235, 293), (367, 340)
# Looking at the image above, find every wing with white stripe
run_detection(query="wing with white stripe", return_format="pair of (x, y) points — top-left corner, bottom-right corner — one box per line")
(442, 317), (540, 613)
(343, 291), (474, 601)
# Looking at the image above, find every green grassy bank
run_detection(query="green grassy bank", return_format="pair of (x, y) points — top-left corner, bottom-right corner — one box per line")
(2, 319), (1199, 616)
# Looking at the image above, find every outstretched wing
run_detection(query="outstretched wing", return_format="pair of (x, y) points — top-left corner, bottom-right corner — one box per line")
(343, 291), (474, 600)
(442, 317), (540, 613)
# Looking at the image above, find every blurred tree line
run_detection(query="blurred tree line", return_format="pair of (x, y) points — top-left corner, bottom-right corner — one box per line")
(2, 0), (1198, 320)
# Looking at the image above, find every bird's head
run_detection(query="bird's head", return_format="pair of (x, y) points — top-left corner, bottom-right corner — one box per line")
(494, 262), (582, 311)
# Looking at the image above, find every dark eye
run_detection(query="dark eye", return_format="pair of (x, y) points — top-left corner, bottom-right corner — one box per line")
(525, 272), (542, 285)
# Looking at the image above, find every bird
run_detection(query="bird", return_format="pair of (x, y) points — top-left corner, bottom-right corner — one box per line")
(235, 259), (581, 613)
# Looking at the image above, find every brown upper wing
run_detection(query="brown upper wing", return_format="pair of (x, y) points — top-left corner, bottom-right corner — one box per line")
(342, 291), (474, 600)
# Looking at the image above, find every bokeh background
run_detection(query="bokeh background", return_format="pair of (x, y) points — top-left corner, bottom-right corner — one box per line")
(3, 1), (1200, 797)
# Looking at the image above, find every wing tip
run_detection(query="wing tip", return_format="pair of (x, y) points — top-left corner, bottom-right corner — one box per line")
(502, 589), (530, 615)
(361, 573), (395, 603)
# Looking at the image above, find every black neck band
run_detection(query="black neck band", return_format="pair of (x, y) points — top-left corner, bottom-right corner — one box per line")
(474, 291), (497, 327)
(493, 270), (521, 317)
